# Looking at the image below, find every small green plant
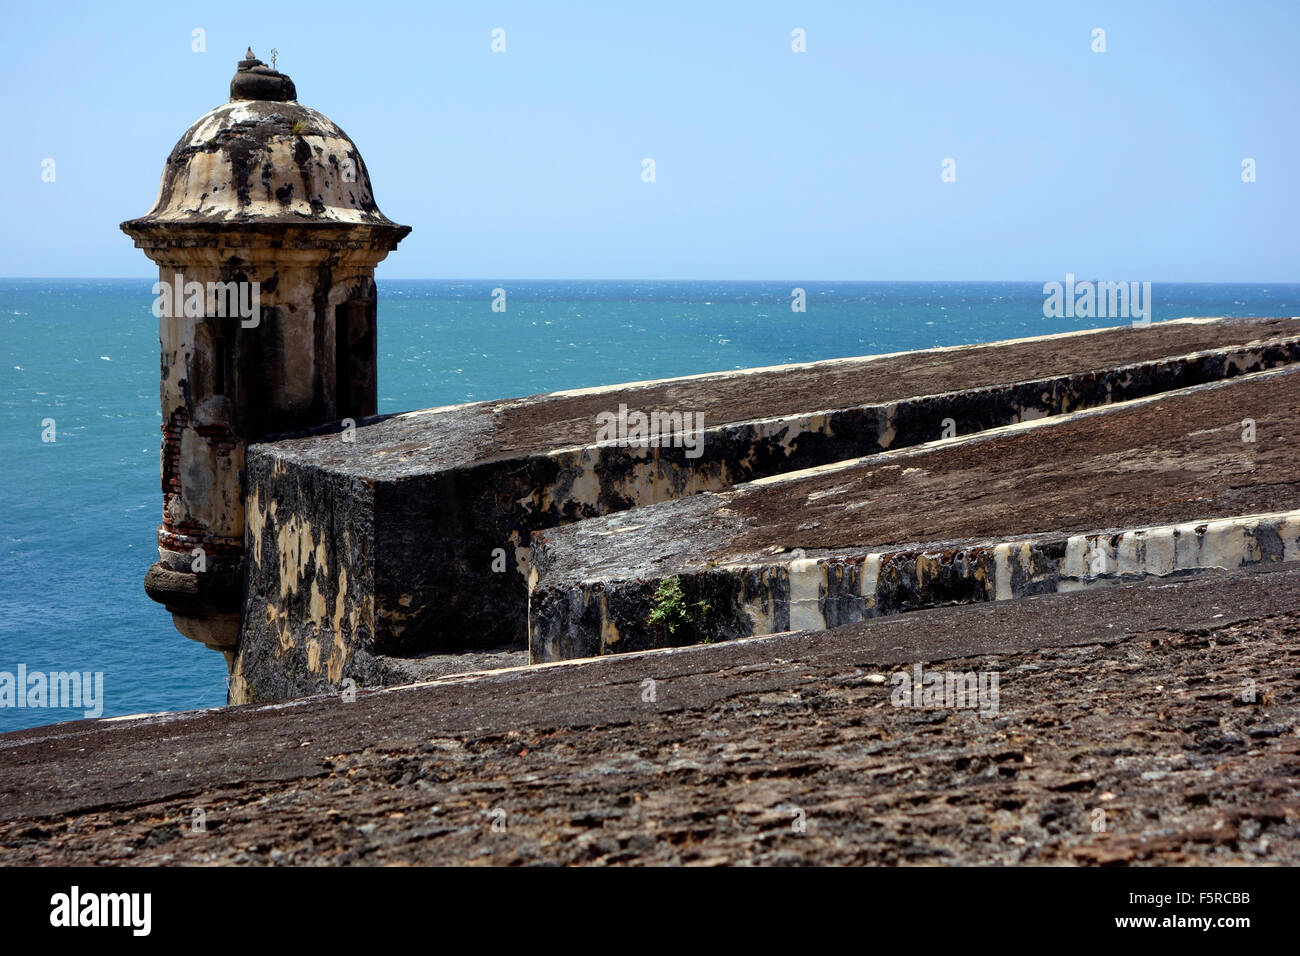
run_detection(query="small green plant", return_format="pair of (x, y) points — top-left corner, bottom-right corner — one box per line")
(646, 576), (711, 641)
(270, 47), (279, 70)
(291, 118), (308, 136)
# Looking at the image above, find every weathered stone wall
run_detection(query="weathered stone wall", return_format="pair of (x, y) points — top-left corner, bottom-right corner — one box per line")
(530, 509), (1300, 660)
(232, 323), (1300, 701)
(527, 364), (1300, 660)
(136, 244), (391, 655)
(233, 452), (377, 703)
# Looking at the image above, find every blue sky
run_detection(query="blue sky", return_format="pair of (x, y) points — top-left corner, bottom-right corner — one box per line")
(1, 0), (1296, 280)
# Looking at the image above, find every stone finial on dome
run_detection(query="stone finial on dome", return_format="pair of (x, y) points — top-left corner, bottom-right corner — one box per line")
(230, 51), (296, 102)
(122, 53), (409, 237)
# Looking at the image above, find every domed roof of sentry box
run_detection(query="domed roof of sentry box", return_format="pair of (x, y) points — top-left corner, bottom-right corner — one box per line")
(121, 52), (409, 242)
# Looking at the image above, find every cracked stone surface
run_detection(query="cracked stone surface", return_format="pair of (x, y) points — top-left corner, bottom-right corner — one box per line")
(1, 563), (1297, 865)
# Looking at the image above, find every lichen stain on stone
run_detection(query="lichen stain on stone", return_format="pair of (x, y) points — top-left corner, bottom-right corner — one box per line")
(541, 451), (598, 513)
(509, 530), (530, 582)
(1014, 404), (1049, 424)
(309, 579), (327, 627)
(265, 604), (292, 656)
(599, 593), (620, 651)
(914, 553), (941, 596)
(325, 566), (353, 684)
(877, 405), (898, 449)
(969, 553), (991, 597)
(772, 413), (825, 459)
(227, 667), (247, 704)
(276, 514), (316, 598)
(246, 488), (266, 566)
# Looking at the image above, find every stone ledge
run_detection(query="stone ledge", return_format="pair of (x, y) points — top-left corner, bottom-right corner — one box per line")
(528, 365), (1300, 660)
(257, 315), (1300, 475)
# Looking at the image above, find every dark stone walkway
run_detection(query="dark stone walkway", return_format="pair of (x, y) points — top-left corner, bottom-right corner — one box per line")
(3, 563), (1296, 865)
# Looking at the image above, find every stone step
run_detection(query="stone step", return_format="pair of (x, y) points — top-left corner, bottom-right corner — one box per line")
(528, 364), (1300, 661)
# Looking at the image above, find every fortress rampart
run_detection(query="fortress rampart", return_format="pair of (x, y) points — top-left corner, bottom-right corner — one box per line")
(115, 55), (1300, 709)
(233, 316), (1300, 702)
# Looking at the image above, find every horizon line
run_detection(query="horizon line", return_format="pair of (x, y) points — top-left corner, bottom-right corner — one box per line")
(3, 277), (1300, 285)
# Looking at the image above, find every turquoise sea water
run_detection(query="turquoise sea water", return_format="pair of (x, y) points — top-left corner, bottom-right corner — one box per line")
(2, 279), (1298, 730)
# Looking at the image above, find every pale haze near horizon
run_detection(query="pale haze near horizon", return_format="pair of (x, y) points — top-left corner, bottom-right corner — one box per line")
(0, 0), (1296, 282)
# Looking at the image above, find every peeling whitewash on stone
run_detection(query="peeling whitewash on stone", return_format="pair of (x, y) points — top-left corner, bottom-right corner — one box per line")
(240, 325), (1300, 694)
(531, 509), (1300, 662)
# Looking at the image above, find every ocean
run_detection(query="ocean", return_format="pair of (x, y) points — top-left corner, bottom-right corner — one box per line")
(2, 279), (1297, 730)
